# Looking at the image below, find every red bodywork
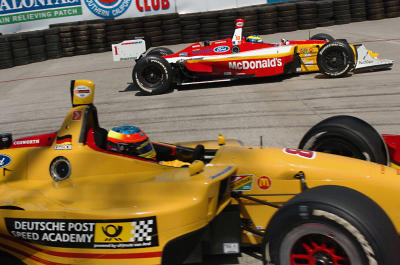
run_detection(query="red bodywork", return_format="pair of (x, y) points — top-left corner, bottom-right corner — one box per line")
(383, 134), (400, 166)
(163, 37), (326, 78)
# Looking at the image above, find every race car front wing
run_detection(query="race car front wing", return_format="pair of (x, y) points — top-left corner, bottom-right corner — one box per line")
(354, 44), (394, 71)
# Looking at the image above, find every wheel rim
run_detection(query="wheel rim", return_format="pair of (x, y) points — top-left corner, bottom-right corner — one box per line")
(312, 137), (371, 161)
(278, 223), (363, 265)
(142, 65), (163, 85)
(322, 48), (347, 72)
(290, 234), (348, 265)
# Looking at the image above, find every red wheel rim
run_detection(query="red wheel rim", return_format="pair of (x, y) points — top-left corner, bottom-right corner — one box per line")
(290, 233), (350, 265)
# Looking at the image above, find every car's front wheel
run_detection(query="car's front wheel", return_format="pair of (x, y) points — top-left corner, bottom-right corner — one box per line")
(317, 40), (355, 77)
(132, 55), (173, 95)
(264, 186), (400, 265)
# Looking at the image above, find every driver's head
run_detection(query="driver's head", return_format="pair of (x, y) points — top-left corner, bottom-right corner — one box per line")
(107, 126), (156, 159)
(246, 35), (263, 44)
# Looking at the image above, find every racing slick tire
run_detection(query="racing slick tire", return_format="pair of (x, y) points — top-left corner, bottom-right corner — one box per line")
(146, 47), (174, 56)
(317, 40), (355, 77)
(263, 185), (400, 265)
(310, 33), (334, 42)
(298, 115), (389, 165)
(133, 55), (173, 95)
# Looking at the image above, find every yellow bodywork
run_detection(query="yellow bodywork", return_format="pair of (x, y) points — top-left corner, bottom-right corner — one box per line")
(295, 43), (358, 73)
(1, 80), (400, 264)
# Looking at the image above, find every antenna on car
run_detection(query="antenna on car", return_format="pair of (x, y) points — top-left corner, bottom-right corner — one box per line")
(260, 136), (263, 149)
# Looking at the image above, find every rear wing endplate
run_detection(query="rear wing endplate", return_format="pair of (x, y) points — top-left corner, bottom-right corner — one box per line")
(112, 39), (147, 62)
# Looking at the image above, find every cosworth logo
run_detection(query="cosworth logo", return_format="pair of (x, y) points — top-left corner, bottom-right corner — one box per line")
(84, 0), (132, 18)
(229, 58), (282, 70)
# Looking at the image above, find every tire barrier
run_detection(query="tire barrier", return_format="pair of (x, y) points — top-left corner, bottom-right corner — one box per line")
(0, 0), (399, 69)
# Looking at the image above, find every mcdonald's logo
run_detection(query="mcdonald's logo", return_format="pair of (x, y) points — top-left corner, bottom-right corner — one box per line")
(257, 176), (271, 190)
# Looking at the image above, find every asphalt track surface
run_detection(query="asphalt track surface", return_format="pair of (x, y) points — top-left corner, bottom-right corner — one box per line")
(1, 18), (400, 265)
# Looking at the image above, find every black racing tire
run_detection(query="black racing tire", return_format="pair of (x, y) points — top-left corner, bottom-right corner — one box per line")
(298, 115), (389, 165)
(132, 55), (173, 95)
(317, 40), (355, 77)
(264, 185), (400, 265)
(310, 33), (335, 42)
(146, 47), (174, 57)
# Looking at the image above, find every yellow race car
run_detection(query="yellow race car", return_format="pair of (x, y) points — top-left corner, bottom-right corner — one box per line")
(1, 80), (400, 265)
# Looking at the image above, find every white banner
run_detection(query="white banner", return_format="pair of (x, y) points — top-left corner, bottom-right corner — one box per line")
(0, 0), (176, 33)
(175, 0), (266, 14)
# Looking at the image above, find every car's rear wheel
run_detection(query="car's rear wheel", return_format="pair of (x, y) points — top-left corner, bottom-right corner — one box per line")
(146, 47), (174, 56)
(317, 40), (355, 77)
(298, 115), (389, 165)
(264, 185), (400, 265)
(310, 33), (334, 42)
(132, 55), (173, 95)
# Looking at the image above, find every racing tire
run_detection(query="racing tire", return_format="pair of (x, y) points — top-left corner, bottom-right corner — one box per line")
(132, 55), (173, 95)
(263, 185), (400, 265)
(298, 115), (389, 165)
(310, 33), (335, 42)
(317, 40), (355, 77)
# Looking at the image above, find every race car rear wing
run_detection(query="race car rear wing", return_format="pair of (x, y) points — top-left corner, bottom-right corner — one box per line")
(112, 39), (147, 62)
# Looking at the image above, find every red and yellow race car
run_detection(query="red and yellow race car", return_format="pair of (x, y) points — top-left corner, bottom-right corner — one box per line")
(113, 19), (394, 95)
(1, 80), (400, 265)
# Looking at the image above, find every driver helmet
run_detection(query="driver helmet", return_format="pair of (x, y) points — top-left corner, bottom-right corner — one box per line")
(107, 126), (156, 160)
(246, 35), (263, 44)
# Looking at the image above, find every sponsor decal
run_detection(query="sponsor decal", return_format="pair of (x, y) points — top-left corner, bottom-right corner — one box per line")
(299, 47), (317, 54)
(213, 46), (230, 53)
(192, 49), (211, 55)
(74, 85), (91, 98)
(223, 243), (239, 254)
(72, 110), (82, 121)
(257, 176), (271, 190)
(55, 135), (72, 150)
(13, 139), (40, 145)
(0, 154), (11, 168)
(179, 52), (188, 57)
(5, 217), (158, 249)
(84, 0), (132, 18)
(121, 40), (142, 45)
(230, 175), (254, 191)
(302, 60), (314, 65)
(229, 58), (282, 70)
(136, 0), (170, 12)
(210, 166), (234, 179)
(283, 148), (316, 159)
(0, 0), (82, 25)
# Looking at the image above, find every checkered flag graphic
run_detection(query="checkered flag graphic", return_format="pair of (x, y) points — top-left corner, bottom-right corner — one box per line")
(130, 219), (154, 242)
